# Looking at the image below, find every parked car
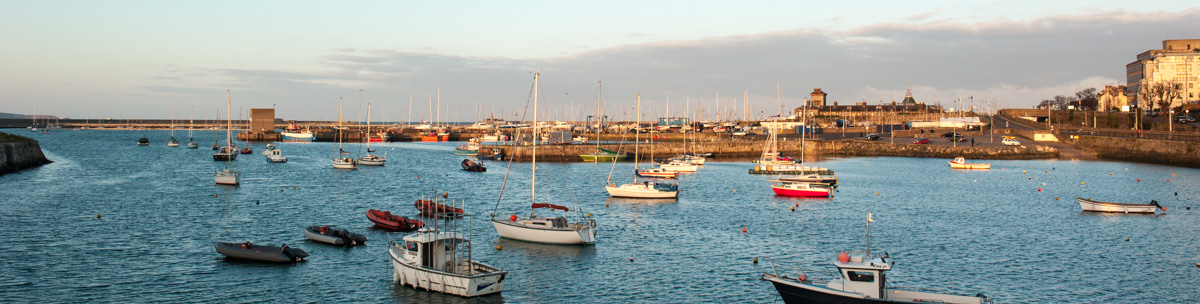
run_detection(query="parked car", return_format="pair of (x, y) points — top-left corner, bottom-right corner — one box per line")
(941, 131), (958, 138)
(732, 131), (748, 136)
(948, 134), (966, 142)
(913, 138), (930, 144)
(1176, 116), (1195, 123)
(864, 133), (880, 141)
(1002, 137), (1021, 146)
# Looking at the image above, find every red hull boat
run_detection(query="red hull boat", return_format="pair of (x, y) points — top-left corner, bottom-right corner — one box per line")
(770, 181), (832, 197)
(366, 209), (424, 231)
(414, 199), (464, 218)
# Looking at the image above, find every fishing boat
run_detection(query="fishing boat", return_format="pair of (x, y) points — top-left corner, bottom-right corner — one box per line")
(359, 103), (387, 166)
(214, 90), (241, 186)
(461, 158), (486, 172)
(948, 157), (990, 169)
(367, 209), (425, 231)
(215, 241), (308, 263)
(280, 129), (315, 141)
(137, 137), (149, 146)
(607, 94), (680, 199)
(240, 145), (253, 154)
(304, 226), (367, 246)
(415, 197), (465, 218)
(491, 73), (597, 245)
(332, 98), (358, 169)
(388, 226), (507, 297)
(1077, 197), (1165, 214)
(454, 139), (481, 156)
(779, 174), (839, 187)
(265, 148), (286, 163)
(770, 181), (833, 197)
(761, 213), (993, 304)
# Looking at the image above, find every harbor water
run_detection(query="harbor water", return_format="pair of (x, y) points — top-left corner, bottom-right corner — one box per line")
(2, 129), (1199, 303)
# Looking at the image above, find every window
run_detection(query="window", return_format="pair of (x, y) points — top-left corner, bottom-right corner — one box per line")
(847, 271), (875, 282)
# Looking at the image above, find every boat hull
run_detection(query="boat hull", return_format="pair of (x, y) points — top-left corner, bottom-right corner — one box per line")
(949, 162), (991, 169)
(304, 226), (366, 246)
(605, 184), (679, 198)
(772, 186), (830, 197)
(580, 153), (627, 162)
(1078, 197), (1160, 213)
(214, 169), (241, 185)
(367, 209), (424, 231)
(763, 274), (989, 304)
(491, 219), (596, 244)
(280, 132), (315, 141)
(389, 244), (506, 297)
(359, 156), (386, 166)
(214, 242), (307, 263)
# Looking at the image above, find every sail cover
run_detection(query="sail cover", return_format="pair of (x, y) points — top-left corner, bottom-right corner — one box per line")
(531, 203), (570, 212)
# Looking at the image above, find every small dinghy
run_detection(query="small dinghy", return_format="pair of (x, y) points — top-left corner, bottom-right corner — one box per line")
(415, 199), (465, 218)
(1077, 197), (1166, 214)
(366, 209), (425, 231)
(461, 158), (486, 172)
(214, 241), (308, 263)
(304, 226), (367, 246)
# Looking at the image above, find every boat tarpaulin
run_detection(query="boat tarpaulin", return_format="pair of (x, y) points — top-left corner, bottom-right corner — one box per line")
(531, 203), (570, 212)
(598, 148), (621, 154)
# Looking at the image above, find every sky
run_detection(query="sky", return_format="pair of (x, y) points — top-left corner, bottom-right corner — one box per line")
(2, 1), (1198, 122)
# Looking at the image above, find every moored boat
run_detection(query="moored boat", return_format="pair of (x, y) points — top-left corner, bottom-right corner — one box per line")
(304, 225), (367, 246)
(454, 139), (481, 156)
(461, 159), (486, 172)
(240, 146), (253, 154)
(415, 198), (465, 218)
(779, 174), (839, 187)
(948, 157), (990, 169)
(214, 241), (308, 263)
(137, 137), (149, 146)
(280, 129), (315, 141)
(265, 148), (287, 163)
(770, 181), (832, 197)
(389, 227), (507, 297)
(606, 181), (679, 198)
(635, 167), (678, 179)
(367, 209), (425, 231)
(579, 148), (627, 162)
(761, 213), (993, 304)
(1077, 197), (1165, 213)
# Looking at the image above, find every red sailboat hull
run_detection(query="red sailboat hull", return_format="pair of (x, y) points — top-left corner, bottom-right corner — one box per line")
(771, 186), (831, 197)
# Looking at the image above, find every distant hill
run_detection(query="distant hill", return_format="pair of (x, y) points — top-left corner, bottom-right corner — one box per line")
(0, 113), (58, 119)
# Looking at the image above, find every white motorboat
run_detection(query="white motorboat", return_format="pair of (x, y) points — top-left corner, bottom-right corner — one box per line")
(660, 160), (698, 172)
(261, 144), (276, 156)
(265, 148), (286, 163)
(214, 90), (241, 186)
(389, 226), (507, 297)
(490, 73), (597, 245)
(280, 129), (315, 141)
(1077, 197), (1165, 214)
(762, 213), (992, 304)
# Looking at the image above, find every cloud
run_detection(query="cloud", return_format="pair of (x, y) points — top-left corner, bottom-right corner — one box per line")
(111, 8), (1200, 121)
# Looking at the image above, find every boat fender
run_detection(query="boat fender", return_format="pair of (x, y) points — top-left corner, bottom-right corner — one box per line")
(510, 215), (518, 221)
(798, 274), (806, 282)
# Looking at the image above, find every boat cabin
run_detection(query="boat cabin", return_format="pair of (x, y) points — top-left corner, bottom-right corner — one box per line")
(826, 252), (892, 299)
(402, 228), (468, 273)
(518, 217), (570, 229)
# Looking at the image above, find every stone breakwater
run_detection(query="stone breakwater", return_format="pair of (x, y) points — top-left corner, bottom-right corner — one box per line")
(825, 141), (1060, 159)
(1067, 135), (1200, 168)
(0, 132), (52, 175)
(484, 139), (1059, 162)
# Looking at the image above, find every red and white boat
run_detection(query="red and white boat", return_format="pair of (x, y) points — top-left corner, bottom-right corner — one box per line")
(635, 167), (678, 178)
(366, 131), (390, 142)
(366, 209), (425, 231)
(948, 157), (990, 169)
(770, 181), (833, 197)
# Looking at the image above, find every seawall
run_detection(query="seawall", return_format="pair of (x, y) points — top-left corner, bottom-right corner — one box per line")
(484, 139), (1059, 162)
(1067, 135), (1200, 168)
(0, 132), (52, 175)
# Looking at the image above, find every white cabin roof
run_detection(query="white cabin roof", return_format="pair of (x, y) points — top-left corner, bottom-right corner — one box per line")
(833, 252), (893, 271)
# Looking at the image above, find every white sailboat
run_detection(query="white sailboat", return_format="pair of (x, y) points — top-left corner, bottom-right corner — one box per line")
(359, 103), (386, 166)
(167, 105), (180, 147)
(186, 107), (199, 148)
(332, 97), (358, 169)
(606, 94), (680, 199)
(491, 73), (597, 245)
(214, 90), (241, 186)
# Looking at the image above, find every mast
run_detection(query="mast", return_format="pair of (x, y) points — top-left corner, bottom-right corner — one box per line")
(338, 97), (344, 152)
(225, 90), (232, 148)
(366, 103), (372, 152)
(531, 73), (539, 218)
(189, 107), (194, 140)
(865, 212), (874, 256)
(634, 93), (641, 183)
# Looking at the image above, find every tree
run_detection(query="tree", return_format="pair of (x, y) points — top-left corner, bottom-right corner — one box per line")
(1146, 80), (1184, 112)
(1075, 88), (1098, 110)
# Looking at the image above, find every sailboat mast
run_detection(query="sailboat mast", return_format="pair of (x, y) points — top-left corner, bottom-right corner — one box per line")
(225, 90), (232, 148)
(531, 73), (539, 217)
(366, 103), (372, 151)
(634, 93), (641, 183)
(338, 97), (344, 151)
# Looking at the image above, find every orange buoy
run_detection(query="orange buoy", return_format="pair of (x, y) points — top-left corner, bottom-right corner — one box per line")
(838, 252), (850, 263)
(1167, 179), (1170, 182)
(97, 214), (102, 219)
(1137, 179), (1141, 182)
(1038, 187), (1042, 192)
(742, 227), (747, 233)
(496, 245), (502, 250)
(629, 257), (634, 262)
(509, 215), (518, 221)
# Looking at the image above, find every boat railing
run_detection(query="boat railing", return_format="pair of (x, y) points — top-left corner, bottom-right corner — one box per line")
(761, 257), (837, 284)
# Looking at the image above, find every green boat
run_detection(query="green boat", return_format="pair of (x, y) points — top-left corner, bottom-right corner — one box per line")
(580, 148), (627, 162)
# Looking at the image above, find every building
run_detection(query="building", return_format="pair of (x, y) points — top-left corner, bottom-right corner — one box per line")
(249, 108), (275, 133)
(1097, 84), (1131, 111)
(1126, 39), (1200, 109)
(793, 87), (943, 118)
(809, 88), (828, 107)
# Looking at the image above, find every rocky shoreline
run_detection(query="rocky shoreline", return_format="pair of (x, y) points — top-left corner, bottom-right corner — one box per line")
(0, 132), (52, 175)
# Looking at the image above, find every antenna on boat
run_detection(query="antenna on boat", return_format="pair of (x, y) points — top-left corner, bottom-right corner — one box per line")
(865, 212), (874, 256)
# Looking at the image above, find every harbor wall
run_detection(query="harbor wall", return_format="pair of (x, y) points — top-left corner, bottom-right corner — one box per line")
(485, 139), (1059, 162)
(0, 132), (52, 175)
(1066, 135), (1200, 168)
